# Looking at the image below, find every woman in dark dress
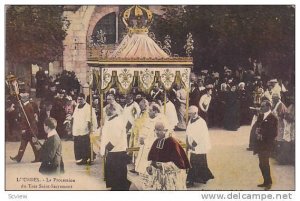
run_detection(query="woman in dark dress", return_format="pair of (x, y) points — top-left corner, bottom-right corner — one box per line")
(223, 85), (240, 131)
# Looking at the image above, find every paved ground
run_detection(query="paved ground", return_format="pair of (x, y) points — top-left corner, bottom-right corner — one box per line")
(5, 125), (295, 191)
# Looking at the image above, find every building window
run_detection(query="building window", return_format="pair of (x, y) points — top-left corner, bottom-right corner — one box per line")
(92, 12), (116, 44)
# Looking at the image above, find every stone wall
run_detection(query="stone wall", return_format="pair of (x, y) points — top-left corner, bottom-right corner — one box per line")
(62, 5), (164, 86)
(63, 6), (120, 86)
(63, 6), (96, 85)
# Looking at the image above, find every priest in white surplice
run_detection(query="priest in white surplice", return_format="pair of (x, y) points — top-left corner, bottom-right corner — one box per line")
(186, 106), (214, 187)
(123, 94), (141, 146)
(100, 104), (131, 190)
(72, 93), (98, 165)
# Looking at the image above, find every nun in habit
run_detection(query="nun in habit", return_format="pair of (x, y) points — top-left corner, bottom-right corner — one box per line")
(186, 106), (214, 187)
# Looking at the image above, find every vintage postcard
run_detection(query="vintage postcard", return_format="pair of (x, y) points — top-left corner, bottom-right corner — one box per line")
(4, 4), (295, 195)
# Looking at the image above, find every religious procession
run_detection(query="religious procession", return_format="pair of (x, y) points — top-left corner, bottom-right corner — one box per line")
(5, 5), (295, 191)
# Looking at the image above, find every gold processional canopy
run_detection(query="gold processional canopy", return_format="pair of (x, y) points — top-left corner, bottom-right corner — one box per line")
(87, 5), (193, 94)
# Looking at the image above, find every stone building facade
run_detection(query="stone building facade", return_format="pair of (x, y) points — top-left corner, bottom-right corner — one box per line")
(62, 5), (164, 85)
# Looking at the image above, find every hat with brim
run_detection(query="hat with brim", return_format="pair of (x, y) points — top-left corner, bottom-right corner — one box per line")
(269, 79), (278, 83)
(212, 72), (219, 78)
(201, 70), (208, 74)
(205, 84), (214, 89)
(238, 82), (245, 87)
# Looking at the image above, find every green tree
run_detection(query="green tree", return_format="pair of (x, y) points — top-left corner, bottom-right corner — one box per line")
(152, 5), (295, 78)
(6, 5), (68, 68)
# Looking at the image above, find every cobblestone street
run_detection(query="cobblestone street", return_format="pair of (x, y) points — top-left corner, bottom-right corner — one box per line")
(5, 125), (295, 191)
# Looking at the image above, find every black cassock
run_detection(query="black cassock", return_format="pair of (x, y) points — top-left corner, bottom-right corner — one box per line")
(105, 151), (131, 190)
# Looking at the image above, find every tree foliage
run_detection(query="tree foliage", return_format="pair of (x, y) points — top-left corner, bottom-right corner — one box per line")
(6, 6), (68, 67)
(151, 5), (295, 77)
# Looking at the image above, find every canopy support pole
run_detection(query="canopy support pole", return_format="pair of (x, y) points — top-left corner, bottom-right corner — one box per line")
(99, 69), (106, 181)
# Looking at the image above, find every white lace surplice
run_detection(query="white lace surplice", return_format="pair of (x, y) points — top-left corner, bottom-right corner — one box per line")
(142, 162), (187, 190)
